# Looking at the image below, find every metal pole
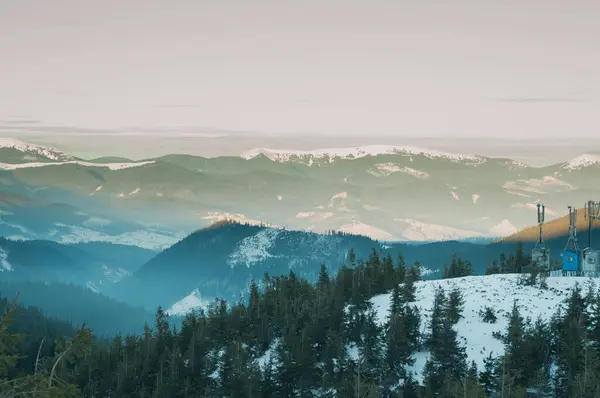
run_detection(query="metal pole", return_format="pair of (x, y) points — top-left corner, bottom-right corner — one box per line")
(589, 201), (593, 249)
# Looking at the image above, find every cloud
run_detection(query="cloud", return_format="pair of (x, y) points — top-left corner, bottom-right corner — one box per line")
(491, 97), (590, 103)
(2, 118), (41, 125)
(151, 104), (205, 109)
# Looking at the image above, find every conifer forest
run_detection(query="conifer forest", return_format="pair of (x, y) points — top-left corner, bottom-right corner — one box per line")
(2, 248), (600, 397)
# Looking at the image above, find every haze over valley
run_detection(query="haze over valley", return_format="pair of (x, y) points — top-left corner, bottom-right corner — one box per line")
(2, 1), (600, 395)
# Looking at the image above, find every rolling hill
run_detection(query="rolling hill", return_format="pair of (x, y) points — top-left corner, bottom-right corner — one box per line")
(110, 221), (523, 313)
(499, 205), (600, 245)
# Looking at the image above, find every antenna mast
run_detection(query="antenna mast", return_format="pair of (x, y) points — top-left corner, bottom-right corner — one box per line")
(584, 200), (600, 249)
(565, 206), (580, 252)
(534, 203), (546, 250)
(532, 203), (550, 273)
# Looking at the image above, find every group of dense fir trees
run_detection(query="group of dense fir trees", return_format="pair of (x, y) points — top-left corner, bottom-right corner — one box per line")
(2, 247), (600, 397)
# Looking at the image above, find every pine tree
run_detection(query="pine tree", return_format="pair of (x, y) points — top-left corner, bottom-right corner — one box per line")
(503, 300), (527, 388)
(396, 255), (406, 284)
(382, 254), (396, 291)
(553, 285), (587, 397)
(383, 287), (415, 391)
(357, 308), (384, 386)
(479, 352), (500, 396)
(447, 286), (465, 324)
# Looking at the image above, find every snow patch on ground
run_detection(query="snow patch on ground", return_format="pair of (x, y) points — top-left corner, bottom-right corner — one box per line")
(101, 264), (132, 283)
(277, 195), (283, 201)
(472, 194), (480, 204)
(95, 185), (103, 192)
(128, 187), (141, 196)
(363, 204), (379, 211)
(258, 338), (280, 371)
(451, 191), (460, 201)
(0, 248), (12, 271)
(228, 228), (282, 267)
(368, 163), (431, 179)
(166, 289), (213, 316)
(503, 176), (573, 194)
(394, 218), (481, 242)
(366, 274), (593, 381)
(329, 191), (347, 201)
(86, 281), (100, 294)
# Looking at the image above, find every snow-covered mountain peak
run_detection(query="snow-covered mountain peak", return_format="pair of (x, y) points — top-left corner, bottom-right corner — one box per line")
(241, 145), (486, 164)
(0, 138), (73, 161)
(394, 218), (482, 242)
(562, 153), (600, 170)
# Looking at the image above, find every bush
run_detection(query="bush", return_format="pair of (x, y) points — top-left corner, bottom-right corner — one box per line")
(480, 306), (497, 324)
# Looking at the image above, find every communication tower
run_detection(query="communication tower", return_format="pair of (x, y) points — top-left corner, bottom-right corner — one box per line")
(531, 203), (550, 273)
(562, 206), (581, 276)
(582, 201), (600, 277)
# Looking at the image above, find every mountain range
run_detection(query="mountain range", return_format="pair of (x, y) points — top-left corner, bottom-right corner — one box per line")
(0, 218), (568, 317)
(2, 138), (600, 250)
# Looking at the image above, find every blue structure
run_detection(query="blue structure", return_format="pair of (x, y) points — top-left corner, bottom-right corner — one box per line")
(562, 206), (581, 275)
(562, 250), (579, 272)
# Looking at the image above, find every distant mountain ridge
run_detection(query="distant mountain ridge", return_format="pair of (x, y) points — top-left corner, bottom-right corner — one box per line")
(2, 138), (600, 248)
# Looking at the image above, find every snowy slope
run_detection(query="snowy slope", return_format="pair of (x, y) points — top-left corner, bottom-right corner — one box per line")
(562, 154), (600, 170)
(366, 274), (593, 381)
(0, 160), (155, 170)
(0, 138), (73, 161)
(228, 228), (282, 267)
(0, 247), (12, 271)
(166, 289), (212, 316)
(241, 146), (486, 164)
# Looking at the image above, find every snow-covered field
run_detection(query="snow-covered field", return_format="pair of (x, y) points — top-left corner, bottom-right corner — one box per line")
(366, 274), (594, 381)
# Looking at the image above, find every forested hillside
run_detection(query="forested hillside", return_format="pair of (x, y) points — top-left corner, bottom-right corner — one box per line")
(0, 281), (154, 336)
(2, 248), (600, 397)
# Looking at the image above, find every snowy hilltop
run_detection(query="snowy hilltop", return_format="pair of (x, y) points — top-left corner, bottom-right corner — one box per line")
(368, 274), (592, 381)
(241, 145), (486, 164)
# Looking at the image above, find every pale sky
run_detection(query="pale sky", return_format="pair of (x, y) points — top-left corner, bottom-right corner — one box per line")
(1, 0), (599, 138)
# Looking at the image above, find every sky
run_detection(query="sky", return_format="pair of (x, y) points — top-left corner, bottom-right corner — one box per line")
(1, 0), (599, 139)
